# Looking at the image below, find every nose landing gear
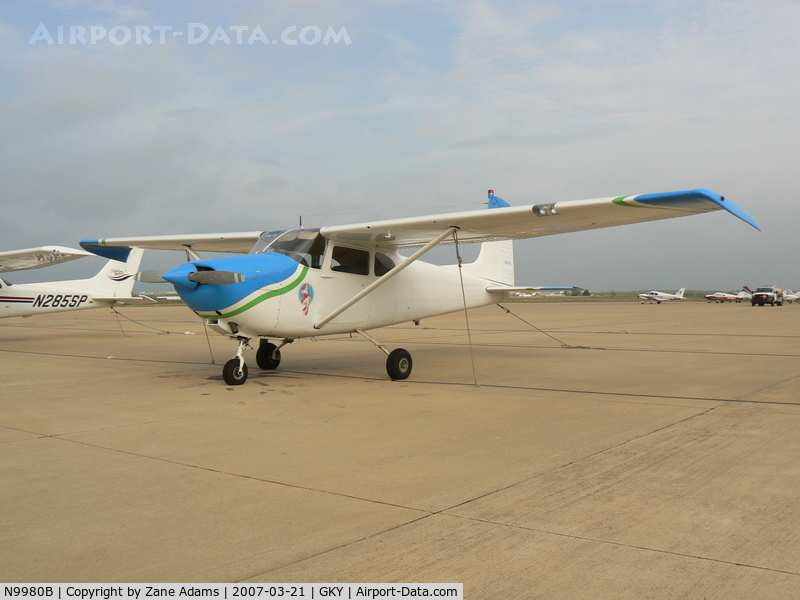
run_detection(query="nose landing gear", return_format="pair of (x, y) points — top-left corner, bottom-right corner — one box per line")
(223, 337), (250, 385)
(222, 338), (293, 385)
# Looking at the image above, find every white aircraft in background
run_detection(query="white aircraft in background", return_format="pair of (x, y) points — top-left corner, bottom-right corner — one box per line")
(638, 288), (687, 304)
(0, 247), (149, 319)
(81, 188), (760, 385)
(705, 286), (753, 303)
(784, 290), (799, 303)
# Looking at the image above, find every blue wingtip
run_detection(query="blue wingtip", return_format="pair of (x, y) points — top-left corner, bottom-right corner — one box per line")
(703, 191), (762, 232)
(634, 189), (761, 231)
(80, 239), (133, 262)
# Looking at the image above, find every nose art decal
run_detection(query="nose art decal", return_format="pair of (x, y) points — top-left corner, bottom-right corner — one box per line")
(299, 283), (314, 315)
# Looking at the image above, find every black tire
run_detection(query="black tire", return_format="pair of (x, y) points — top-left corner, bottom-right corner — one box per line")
(223, 358), (248, 385)
(256, 342), (281, 370)
(386, 348), (413, 380)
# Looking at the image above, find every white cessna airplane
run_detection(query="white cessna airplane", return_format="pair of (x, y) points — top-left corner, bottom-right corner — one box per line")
(81, 188), (759, 385)
(0, 246), (147, 319)
(638, 287), (687, 304)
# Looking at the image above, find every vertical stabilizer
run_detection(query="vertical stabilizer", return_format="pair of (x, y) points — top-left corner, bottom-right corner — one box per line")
(461, 191), (515, 286)
(676, 287), (686, 298)
(58, 247), (143, 296)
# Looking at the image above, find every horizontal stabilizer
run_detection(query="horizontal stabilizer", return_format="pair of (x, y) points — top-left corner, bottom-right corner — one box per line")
(487, 286), (583, 293)
(92, 295), (158, 305)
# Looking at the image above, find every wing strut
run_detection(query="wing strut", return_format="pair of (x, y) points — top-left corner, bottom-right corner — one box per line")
(313, 226), (458, 330)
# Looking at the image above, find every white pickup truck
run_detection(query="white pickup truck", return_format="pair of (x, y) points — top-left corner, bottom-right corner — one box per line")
(751, 286), (784, 306)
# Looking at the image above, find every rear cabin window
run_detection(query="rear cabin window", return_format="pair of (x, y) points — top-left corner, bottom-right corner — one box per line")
(331, 246), (370, 276)
(374, 253), (395, 276)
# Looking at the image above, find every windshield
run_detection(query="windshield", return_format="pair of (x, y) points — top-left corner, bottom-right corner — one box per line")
(755, 287), (773, 293)
(250, 229), (325, 269)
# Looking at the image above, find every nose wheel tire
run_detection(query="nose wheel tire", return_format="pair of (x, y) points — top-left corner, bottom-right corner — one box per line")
(386, 348), (413, 380)
(223, 358), (248, 385)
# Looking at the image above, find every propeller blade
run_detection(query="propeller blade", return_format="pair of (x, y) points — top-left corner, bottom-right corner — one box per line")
(135, 270), (168, 283)
(188, 270), (245, 285)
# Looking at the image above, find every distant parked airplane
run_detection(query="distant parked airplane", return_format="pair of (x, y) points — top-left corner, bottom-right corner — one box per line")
(704, 286), (753, 303)
(0, 247), (150, 319)
(639, 288), (686, 304)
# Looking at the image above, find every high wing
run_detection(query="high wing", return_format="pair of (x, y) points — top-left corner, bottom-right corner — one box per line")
(0, 246), (93, 272)
(80, 232), (263, 260)
(80, 189), (759, 260)
(321, 189), (760, 248)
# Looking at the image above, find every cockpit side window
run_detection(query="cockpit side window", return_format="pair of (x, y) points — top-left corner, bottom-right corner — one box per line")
(250, 229), (325, 269)
(300, 233), (326, 269)
(331, 245), (370, 276)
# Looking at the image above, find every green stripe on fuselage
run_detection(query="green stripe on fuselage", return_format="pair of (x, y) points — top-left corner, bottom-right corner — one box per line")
(199, 265), (308, 319)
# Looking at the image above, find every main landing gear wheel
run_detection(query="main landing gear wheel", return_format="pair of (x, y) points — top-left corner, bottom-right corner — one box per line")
(386, 348), (413, 380)
(256, 342), (282, 370)
(223, 358), (248, 385)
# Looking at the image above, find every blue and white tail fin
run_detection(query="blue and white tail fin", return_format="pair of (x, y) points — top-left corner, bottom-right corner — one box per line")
(461, 191), (515, 286)
(57, 247), (144, 296)
(675, 287), (686, 298)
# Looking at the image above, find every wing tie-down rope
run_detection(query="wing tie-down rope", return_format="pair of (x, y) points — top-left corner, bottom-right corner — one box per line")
(454, 230), (479, 388)
(495, 304), (591, 350)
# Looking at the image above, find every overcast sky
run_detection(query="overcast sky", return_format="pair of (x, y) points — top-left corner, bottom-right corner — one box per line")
(2, 1), (798, 291)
